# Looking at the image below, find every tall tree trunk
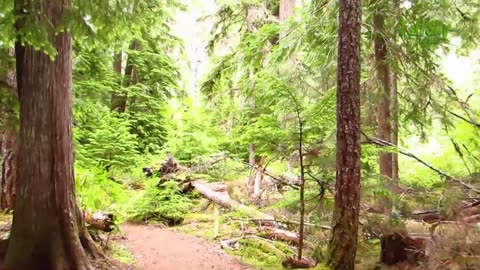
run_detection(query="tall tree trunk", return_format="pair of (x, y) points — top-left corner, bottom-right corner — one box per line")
(110, 52), (124, 112)
(0, 49), (18, 211)
(110, 41), (139, 113)
(391, 71), (399, 182)
(390, 0), (400, 184)
(1, 131), (17, 211)
(4, 1), (102, 269)
(328, 0), (362, 269)
(246, 6), (258, 193)
(374, 2), (393, 180)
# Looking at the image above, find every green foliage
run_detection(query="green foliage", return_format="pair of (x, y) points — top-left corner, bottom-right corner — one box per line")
(127, 179), (193, 225)
(75, 109), (139, 171)
(75, 166), (131, 219)
(109, 244), (136, 265)
(163, 98), (223, 161)
(230, 239), (284, 270)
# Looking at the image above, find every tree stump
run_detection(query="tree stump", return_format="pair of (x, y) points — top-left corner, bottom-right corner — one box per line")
(381, 232), (426, 266)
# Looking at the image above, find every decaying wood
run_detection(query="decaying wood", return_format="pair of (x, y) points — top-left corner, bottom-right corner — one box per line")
(410, 200), (480, 225)
(189, 180), (275, 221)
(262, 227), (301, 246)
(159, 155), (188, 176)
(246, 218), (331, 230)
(243, 161), (300, 190)
(220, 237), (242, 250)
(281, 257), (317, 269)
(84, 211), (115, 233)
(381, 232), (426, 266)
(411, 210), (445, 224)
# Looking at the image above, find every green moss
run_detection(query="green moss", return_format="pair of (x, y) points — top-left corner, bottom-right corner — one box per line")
(109, 243), (136, 265)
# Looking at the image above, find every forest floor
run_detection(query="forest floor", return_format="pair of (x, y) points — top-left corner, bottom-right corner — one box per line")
(118, 223), (253, 270)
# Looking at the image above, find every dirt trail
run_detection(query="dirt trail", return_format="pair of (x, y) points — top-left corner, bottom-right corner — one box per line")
(119, 223), (252, 270)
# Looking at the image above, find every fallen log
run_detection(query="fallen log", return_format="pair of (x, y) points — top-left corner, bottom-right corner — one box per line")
(262, 228), (301, 246)
(281, 257), (317, 269)
(246, 218), (331, 230)
(190, 180), (274, 221)
(220, 237), (242, 250)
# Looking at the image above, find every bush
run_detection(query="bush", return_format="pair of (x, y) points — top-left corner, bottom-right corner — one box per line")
(75, 166), (131, 220)
(127, 179), (193, 226)
(74, 106), (140, 171)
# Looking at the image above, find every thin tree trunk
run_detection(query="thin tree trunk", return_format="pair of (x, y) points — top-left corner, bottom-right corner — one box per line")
(328, 0), (362, 269)
(1, 131), (17, 211)
(391, 71), (399, 182)
(110, 52), (124, 111)
(246, 6), (258, 192)
(297, 120), (305, 260)
(0, 49), (18, 211)
(390, 0), (401, 184)
(110, 41), (139, 113)
(279, 0), (296, 21)
(4, 1), (102, 269)
(248, 144), (256, 166)
(374, 2), (393, 181)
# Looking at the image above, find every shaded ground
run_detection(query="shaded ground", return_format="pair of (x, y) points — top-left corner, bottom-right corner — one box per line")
(119, 223), (252, 270)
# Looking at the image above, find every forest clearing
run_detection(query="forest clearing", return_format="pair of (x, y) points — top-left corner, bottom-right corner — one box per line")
(0, 0), (480, 269)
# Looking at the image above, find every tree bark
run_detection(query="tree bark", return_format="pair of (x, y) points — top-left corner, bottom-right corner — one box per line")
(248, 144), (256, 166)
(4, 1), (102, 269)
(279, 0), (296, 22)
(328, 0), (362, 269)
(0, 131), (17, 211)
(0, 49), (18, 212)
(374, 2), (393, 181)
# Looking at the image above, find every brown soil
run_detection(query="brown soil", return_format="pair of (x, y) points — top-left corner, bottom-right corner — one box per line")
(119, 223), (253, 270)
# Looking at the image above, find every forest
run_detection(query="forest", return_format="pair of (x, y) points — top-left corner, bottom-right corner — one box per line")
(0, 0), (479, 269)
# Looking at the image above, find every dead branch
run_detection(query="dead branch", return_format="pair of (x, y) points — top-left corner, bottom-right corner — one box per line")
(448, 110), (480, 128)
(281, 257), (317, 269)
(245, 218), (330, 230)
(191, 152), (229, 173)
(241, 160), (300, 190)
(361, 132), (480, 194)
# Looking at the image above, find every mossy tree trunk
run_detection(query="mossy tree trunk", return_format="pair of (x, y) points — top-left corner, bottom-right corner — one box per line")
(328, 0), (362, 269)
(3, 1), (102, 269)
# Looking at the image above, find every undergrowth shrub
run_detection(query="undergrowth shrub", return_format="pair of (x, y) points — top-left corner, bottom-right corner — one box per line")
(75, 108), (139, 171)
(127, 179), (193, 225)
(75, 166), (131, 221)
(163, 98), (222, 162)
